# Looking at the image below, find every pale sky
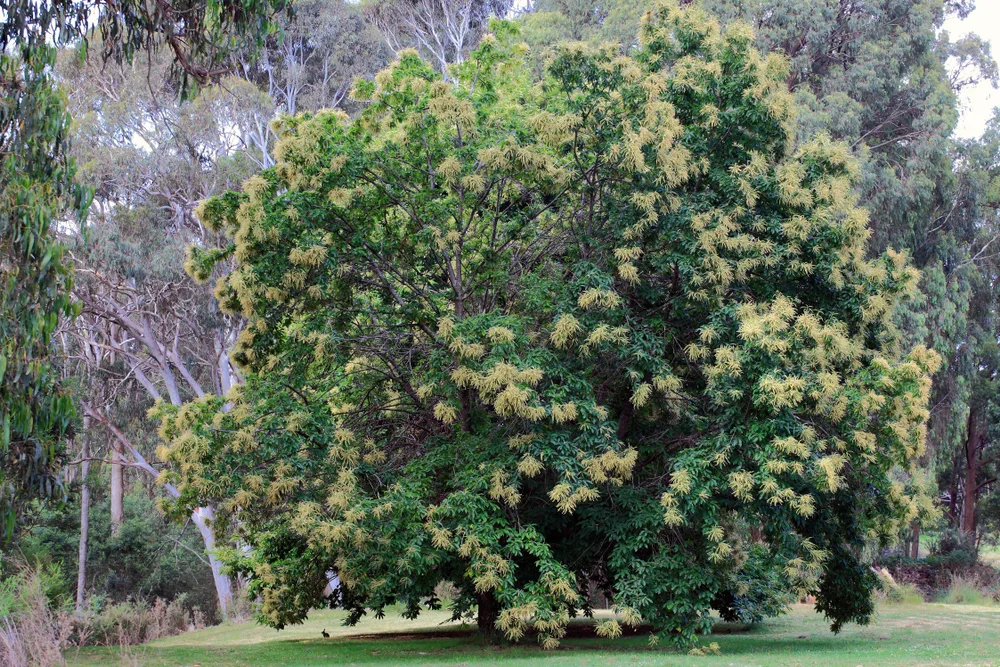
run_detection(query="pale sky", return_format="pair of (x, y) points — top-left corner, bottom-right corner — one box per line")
(944, 3), (1000, 139)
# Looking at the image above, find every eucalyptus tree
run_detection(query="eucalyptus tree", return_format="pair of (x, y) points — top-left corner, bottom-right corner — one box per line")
(365, 0), (514, 77)
(56, 48), (257, 616)
(1, 0), (292, 86)
(0, 0), (289, 539)
(224, 0), (391, 170)
(0, 45), (88, 540)
(163, 3), (936, 647)
(246, 0), (390, 115)
(924, 114), (1000, 539)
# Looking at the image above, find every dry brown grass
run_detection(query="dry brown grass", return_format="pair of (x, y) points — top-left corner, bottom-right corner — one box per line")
(0, 571), (72, 667)
(76, 596), (194, 647)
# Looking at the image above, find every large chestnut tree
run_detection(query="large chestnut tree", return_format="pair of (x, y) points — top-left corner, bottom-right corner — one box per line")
(161, 1), (938, 648)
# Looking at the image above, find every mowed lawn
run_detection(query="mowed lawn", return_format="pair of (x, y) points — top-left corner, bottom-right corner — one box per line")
(65, 602), (1000, 667)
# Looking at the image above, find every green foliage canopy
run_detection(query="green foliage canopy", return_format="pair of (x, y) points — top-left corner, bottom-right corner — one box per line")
(0, 45), (89, 538)
(162, 2), (939, 648)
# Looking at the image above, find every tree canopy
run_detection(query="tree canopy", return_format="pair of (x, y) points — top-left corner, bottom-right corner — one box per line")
(1, 0), (291, 84)
(158, 1), (940, 647)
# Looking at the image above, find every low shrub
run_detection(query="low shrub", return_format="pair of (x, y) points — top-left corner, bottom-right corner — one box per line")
(16, 491), (220, 619)
(872, 567), (924, 605)
(929, 529), (978, 568)
(79, 596), (192, 646)
(226, 582), (256, 625)
(877, 533), (1000, 602)
(433, 580), (459, 603)
(0, 562), (201, 666)
(937, 575), (997, 606)
(0, 617), (29, 667)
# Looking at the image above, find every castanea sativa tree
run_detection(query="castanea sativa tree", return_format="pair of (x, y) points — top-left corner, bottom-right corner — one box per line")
(57, 46), (263, 617)
(159, 1), (939, 648)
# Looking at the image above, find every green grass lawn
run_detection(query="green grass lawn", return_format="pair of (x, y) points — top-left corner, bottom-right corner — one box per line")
(65, 602), (1000, 667)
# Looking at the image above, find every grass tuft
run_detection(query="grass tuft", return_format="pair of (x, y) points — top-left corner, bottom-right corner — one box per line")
(937, 575), (995, 606)
(880, 582), (925, 605)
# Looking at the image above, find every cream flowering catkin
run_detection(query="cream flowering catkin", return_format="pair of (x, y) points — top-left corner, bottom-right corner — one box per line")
(161, 0), (938, 651)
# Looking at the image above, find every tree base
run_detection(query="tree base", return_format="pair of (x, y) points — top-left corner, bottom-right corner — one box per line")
(476, 592), (502, 644)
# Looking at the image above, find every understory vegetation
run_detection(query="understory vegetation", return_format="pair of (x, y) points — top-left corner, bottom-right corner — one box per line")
(0, 565), (204, 664)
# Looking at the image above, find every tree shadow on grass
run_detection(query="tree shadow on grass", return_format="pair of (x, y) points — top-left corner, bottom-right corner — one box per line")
(70, 614), (916, 666)
(67, 627), (907, 667)
(341, 618), (754, 643)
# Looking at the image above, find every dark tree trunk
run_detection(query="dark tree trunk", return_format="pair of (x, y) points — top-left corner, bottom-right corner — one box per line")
(616, 402), (634, 440)
(962, 455), (979, 536)
(476, 591), (501, 644)
(961, 407), (982, 537)
(910, 521), (920, 559)
(948, 450), (961, 527)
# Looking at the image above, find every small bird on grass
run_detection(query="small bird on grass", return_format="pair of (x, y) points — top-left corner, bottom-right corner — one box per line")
(321, 629), (330, 638)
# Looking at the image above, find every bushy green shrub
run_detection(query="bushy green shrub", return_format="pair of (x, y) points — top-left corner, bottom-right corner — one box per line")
(0, 561), (71, 618)
(928, 529), (978, 568)
(0, 565), (73, 664)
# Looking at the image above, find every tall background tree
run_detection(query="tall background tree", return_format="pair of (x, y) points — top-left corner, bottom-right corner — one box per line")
(0, 44), (87, 540)
(0, 0), (290, 540)
(366, 0), (515, 76)
(0, 0), (291, 626)
(247, 0), (390, 115)
(929, 114), (1000, 541)
(56, 48), (255, 615)
(31, 0), (395, 620)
